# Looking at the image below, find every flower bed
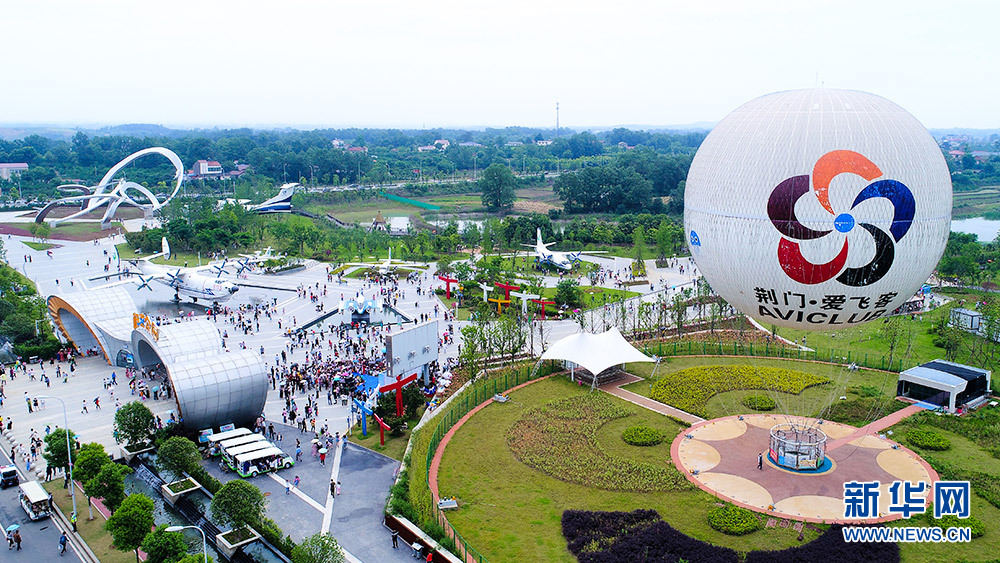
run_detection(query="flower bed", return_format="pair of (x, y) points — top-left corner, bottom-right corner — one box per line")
(165, 477), (197, 494)
(707, 504), (762, 535)
(649, 365), (828, 418)
(905, 428), (951, 451)
(506, 394), (691, 492)
(621, 425), (664, 446)
(741, 395), (776, 411)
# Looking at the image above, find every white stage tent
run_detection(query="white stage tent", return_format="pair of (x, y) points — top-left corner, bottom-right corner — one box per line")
(540, 327), (655, 384)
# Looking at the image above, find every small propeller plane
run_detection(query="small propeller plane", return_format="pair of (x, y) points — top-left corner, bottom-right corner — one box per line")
(95, 237), (240, 303)
(525, 228), (601, 270)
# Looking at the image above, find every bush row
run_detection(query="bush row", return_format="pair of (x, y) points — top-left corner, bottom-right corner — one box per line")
(923, 455), (1000, 511)
(562, 509), (739, 563)
(507, 394), (692, 492)
(621, 425), (664, 446)
(649, 365), (828, 418)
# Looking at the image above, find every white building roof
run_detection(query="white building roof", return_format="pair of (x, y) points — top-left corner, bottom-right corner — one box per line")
(540, 327), (653, 375)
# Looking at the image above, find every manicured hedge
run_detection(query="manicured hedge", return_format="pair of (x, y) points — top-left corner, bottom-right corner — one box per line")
(621, 425), (664, 446)
(744, 525), (899, 563)
(905, 428), (951, 451)
(650, 365), (828, 418)
(507, 394), (691, 492)
(742, 395), (776, 411)
(562, 509), (739, 563)
(707, 504), (761, 535)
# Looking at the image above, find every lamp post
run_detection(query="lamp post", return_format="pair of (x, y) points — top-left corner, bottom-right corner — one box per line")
(39, 395), (78, 523)
(283, 163), (287, 184)
(165, 525), (208, 563)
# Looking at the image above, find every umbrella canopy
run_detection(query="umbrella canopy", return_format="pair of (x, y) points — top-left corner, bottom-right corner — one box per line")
(319, 448), (328, 454)
(540, 327), (654, 376)
(6, 524), (19, 532)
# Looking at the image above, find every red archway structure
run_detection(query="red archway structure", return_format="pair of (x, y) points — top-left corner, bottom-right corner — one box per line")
(494, 281), (520, 300)
(379, 373), (418, 416)
(438, 275), (458, 299)
(532, 298), (556, 318)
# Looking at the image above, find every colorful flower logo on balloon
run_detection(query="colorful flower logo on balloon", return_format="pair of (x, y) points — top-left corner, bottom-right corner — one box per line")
(766, 150), (915, 286)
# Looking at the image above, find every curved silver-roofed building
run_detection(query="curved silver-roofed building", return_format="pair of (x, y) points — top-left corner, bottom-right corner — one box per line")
(48, 286), (139, 365)
(131, 319), (267, 429)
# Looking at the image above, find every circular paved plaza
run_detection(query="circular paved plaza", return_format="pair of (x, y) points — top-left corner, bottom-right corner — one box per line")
(671, 413), (937, 523)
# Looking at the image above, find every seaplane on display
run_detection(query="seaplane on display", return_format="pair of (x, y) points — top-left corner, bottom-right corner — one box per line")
(525, 228), (604, 270)
(93, 237), (240, 303)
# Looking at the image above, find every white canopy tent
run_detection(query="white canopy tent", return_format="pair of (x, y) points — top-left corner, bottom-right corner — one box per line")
(541, 327), (656, 389)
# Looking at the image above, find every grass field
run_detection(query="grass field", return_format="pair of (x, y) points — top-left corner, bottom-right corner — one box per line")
(436, 376), (819, 563)
(953, 187), (1000, 219)
(116, 242), (212, 267)
(621, 356), (901, 422)
(772, 302), (955, 370)
(21, 240), (55, 250)
(44, 480), (134, 563)
(886, 420), (1000, 562)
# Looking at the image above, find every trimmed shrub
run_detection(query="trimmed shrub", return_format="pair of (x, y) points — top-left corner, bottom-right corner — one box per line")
(621, 425), (664, 446)
(929, 514), (985, 538)
(744, 525), (899, 563)
(906, 428), (951, 451)
(742, 395), (776, 411)
(707, 504), (762, 535)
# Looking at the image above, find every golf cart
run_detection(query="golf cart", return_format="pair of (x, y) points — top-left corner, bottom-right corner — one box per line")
(18, 480), (53, 520)
(0, 465), (18, 488)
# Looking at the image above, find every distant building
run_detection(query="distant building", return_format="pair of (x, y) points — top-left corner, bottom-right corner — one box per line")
(347, 146), (368, 154)
(190, 160), (224, 178)
(229, 164), (251, 178)
(950, 308), (982, 332)
(948, 150), (965, 158)
(331, 139), (347, 148)
(458, 142), (484, 148)
(617, 141), (635, 150)
(0, 163), (28, 181)
(505, 141), (523, 147)
(535, 140), (553, 146)
(897, 360), (991, 413)
(434, 139), (450, 149)
(417, 145), (437, 152)
(388, 216), (410, 236)
(369, 210), (389, 233)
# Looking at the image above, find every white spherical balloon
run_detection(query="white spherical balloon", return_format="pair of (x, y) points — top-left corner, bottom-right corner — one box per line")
(684, 89), (951, 330)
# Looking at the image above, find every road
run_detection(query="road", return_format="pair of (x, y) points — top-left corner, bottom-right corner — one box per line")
(0, 448), (80, 560)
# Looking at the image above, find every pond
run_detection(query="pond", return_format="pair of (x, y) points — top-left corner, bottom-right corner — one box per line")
(951, 217), (1000, 243)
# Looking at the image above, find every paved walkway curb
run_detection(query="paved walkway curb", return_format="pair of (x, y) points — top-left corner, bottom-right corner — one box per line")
(598, 373), (704, 424)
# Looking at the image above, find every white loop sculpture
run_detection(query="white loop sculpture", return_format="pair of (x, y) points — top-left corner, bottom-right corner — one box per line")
(36, 147), (185, 226)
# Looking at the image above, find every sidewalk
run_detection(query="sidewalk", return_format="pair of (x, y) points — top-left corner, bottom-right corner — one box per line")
(598, 373), (704, 424)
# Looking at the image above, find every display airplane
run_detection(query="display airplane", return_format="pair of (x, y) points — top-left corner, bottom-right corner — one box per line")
(524, 228), (601, 270)
(248, 183), (297, 214)
(344, 247), (400, 275)
(95, 238), (240, 303)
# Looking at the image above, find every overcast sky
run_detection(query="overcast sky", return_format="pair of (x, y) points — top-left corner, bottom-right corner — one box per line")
(3, 0), (994, 130)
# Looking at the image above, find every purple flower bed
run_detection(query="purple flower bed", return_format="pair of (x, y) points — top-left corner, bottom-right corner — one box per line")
(562, 509), (739, 563)
(563, 511), (899, 563)
(744, 525), (899, 563)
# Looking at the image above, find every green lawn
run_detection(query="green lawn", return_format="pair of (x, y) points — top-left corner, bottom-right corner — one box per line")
(886, 420), (1000, 562)
(44, 480), (134, 563)
(772, 303), (955, 371)
(436, 377), (819, 563)
(622, 356), (903, 424)
(22, 240), (55, 250)
(349, 409), (424, 461)
(116, 242), (213, 267)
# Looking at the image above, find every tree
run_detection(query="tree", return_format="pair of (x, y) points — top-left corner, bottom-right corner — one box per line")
(479, 163), (516, 211)
(85, 462), (132, 514)
(879, 315), (914, 371)
(43, 428), (78, 473)
(554, 279), (581, 309)
(141, 526), (188, 563)
(107, 493), (155, 563)
(632, 226), (647, 276)
(114, 401), (154, 445)
(175, 555), (214, 563)
(73, 443), (112, 484)
(291, 533), (346, 563)
(156, 436), (201, 480)
(211, 480), (267, 531)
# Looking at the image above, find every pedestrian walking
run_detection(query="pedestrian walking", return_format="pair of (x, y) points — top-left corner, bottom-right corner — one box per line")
(13, 530), (22, 551)
(757, 452), (763, 471)
(70, 511), (77, 532)
(59, 532), (67, 555)
(293, 475), (300, 488)
(81, 400), (88, 414)
(335, 481), (342, 496)
(330, 479), (336, 497)
(391, 529), (399, 548)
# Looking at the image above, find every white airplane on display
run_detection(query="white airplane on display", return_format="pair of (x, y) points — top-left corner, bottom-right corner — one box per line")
(96, 238), (240, 303)
(249, 183), (297, 214)
(234, 246), (286, 274)
(525, 228), (601, 270)
(344, 248), (400, 275)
